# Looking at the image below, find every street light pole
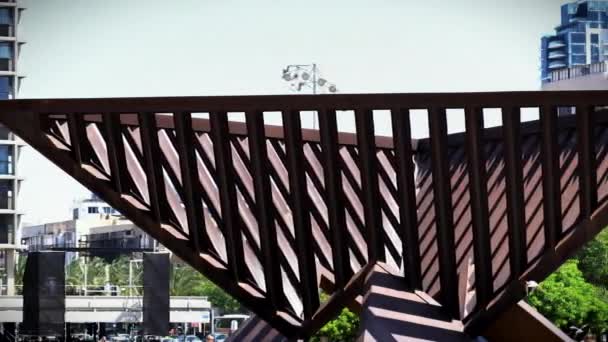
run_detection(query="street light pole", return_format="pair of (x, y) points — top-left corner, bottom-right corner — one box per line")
(312, 63), (317, 95)
(281, 63), (337, 130)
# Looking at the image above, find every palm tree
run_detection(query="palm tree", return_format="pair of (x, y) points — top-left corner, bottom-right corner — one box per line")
(11, 255), (27, 295)
(170, 264), (205, 296)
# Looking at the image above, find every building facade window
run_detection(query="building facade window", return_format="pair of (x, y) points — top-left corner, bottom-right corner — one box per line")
(0, 9), (13, 37)
(0, 180), (14, 210)
(0, 125), (10, 140)
(0, 43), (12, 72)
(571, 32), (586, 43)
(0, 77), (12, 100)
(0, 9), (12, 26)
(0, 215), (13, 244)
(88, 206), (99, 214)
(571, 44), (586, 54)
(0, 146), (13, 175)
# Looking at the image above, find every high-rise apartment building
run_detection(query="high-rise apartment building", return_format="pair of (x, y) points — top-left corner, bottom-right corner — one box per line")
(0, 0), (24, 296)
(541, 0), (608, 87)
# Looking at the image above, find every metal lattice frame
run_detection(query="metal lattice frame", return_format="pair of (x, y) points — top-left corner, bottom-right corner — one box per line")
(1, 92), (608, 338)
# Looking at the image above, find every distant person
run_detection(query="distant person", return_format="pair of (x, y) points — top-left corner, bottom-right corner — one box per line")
(205, 336), (214, 342)
(99, 337), (107, 342)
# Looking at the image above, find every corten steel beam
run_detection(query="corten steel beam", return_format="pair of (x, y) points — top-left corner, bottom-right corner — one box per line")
(428, 107), (459, 319)
(67, 113), (94, 167)
(501, 107), (527, 278)
(102, 113), (130, 194)
(483, 301), (572, 341)
(464, 107), (493, 307)
(174, 112), (209, 253)
(355, 108), (385, 263)
(318, 108), (352, 288)
(2, 91), (608, 338)
(391, 108), (422, 290)
(282, 109), (320, 319)
(246, 111), (284, 312)
(540, 106), (563, 250)
(139, 113), (171, 225)
(4, 90), (608, 113)
(209, 111), (247, 283)
(576, 105), (597, 220)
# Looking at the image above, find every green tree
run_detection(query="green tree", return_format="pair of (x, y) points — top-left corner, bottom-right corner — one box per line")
(169, 262), (242, 313)
(311, 308), (359, 342)
(528, 259), (608, 334)
(66, 257), (105, 294)
(195, 279), (242, 314)
(109, 256), (131, 286)
(577, 228), (608, 286)
(310, 292), (359, 341)
(14, 255), (26, 294)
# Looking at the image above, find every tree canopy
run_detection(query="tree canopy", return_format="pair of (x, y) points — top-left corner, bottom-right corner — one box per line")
(577, 228), (608, 286)
(529, 259), (608, 334)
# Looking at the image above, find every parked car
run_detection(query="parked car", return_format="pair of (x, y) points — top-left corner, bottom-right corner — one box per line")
(110, 334), (130, 342)
(71, 333), (93, 342)
(212, 334), (227, 342)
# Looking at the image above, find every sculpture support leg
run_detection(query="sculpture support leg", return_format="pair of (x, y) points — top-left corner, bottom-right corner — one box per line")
(481, 300), (571, 342)
(358, 263), (469, 341)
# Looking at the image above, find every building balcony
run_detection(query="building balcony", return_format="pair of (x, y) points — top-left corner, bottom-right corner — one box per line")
(548, 40), (566, 49)
(548, 61), (567, 69)
(548, 51), (567, 59)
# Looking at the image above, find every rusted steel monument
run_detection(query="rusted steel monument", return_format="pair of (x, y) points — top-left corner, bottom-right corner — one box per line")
(0, 91), (605, 340)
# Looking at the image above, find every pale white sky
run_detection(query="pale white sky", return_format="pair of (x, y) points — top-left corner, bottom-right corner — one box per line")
(17, 0), (567, 224)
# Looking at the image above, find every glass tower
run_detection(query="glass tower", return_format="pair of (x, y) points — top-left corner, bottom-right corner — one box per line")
(540, 0), (608, 83)
(0, 0), (23, 296)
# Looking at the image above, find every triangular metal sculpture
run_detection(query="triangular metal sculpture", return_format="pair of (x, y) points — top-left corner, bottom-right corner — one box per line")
(1, 92), (607, 339)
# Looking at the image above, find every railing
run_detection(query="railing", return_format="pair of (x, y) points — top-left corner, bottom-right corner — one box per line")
(0, 92), (607, 338)
(24, 241), (76, 252)
(78, 237), (153, 250)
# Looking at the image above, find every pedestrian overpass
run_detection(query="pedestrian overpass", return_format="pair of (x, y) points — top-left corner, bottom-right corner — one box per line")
(0, 91), (607, 340)
(0, 296), (211, 323)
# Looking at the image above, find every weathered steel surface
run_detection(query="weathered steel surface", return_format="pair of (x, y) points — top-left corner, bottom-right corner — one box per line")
(0, 91), (607, 338)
